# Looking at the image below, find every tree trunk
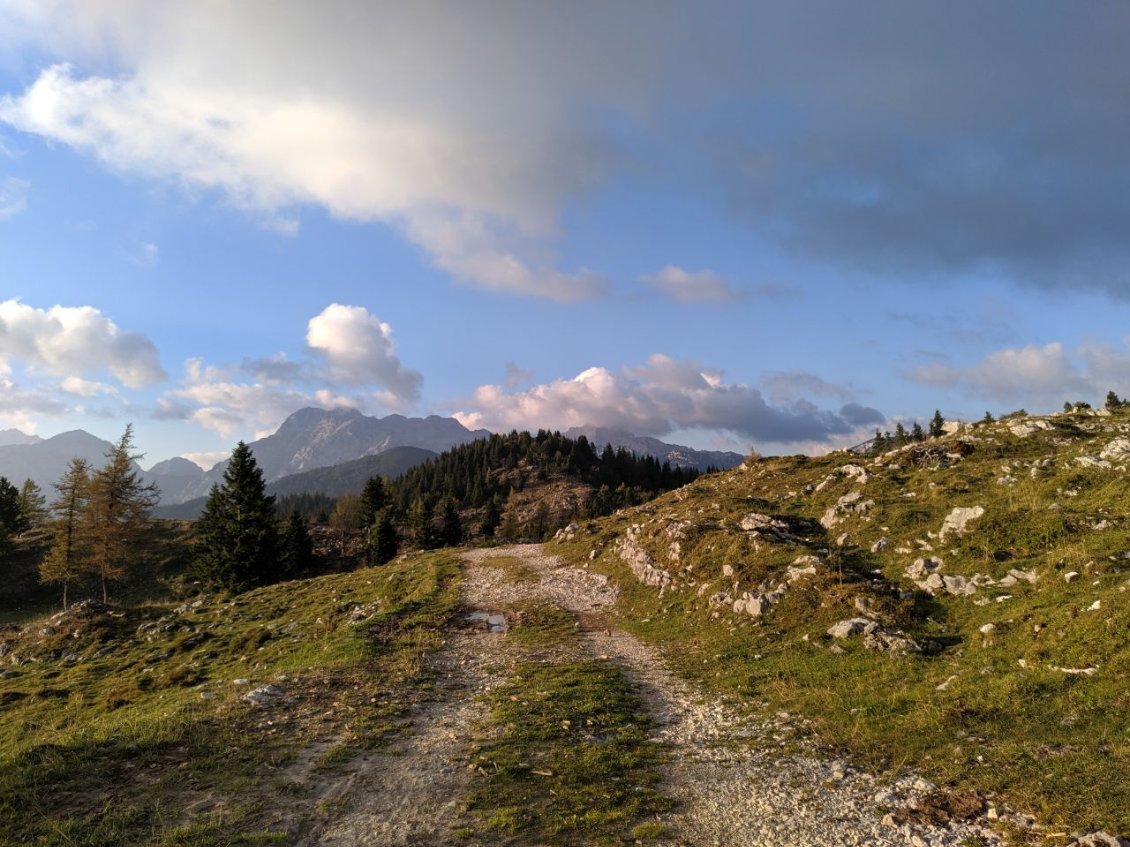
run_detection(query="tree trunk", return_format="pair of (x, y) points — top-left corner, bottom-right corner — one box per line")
(101, 572), (108, 603)
(62, 582), (68, 610)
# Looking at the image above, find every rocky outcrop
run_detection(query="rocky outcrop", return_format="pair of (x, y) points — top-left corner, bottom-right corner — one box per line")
(821, 491), (874, 529)
(827, 618), (920, 653)
(619, 524), (673, 591)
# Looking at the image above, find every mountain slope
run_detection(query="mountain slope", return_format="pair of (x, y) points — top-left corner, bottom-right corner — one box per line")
(553, 407), (1130, 833)
(0, 430), (117, 491)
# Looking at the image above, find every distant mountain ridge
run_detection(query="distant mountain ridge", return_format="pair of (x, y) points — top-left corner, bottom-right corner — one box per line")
(563, 426), (744, 472)
(0, 430), (124, 493)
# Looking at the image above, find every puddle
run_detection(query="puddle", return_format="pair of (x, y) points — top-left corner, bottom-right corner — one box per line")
(465, 611), (508, 633)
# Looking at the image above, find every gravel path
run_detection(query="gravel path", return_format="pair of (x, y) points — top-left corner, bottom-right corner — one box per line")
(305, 544), (1009, 846)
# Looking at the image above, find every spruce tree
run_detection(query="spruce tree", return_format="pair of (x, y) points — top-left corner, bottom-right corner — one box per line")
(17, 479), (48, 532)
(359, 475), (387, 541)
(86, 425), (159, 602)
(279, 511), (314, 578)
(439, 499), (463, 547)
(409, 496), (437, 549)
(911, 422), (925, 441)
(929, 409), (945, 438)
(194, 442), (279, 593)
(1106, 390), (1124, 411)
(371, 509), (399, 564)
(0, 476), (22, 537)
(478, 496), (501, 538)
(40, 459), (91, 609)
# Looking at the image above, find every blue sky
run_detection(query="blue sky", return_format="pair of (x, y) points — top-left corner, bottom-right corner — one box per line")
(2, 2), (1130, 468)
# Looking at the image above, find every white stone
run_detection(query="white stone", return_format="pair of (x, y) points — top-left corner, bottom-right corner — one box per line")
(939, 505), (985, 540)
(1064, 571), (1080, 583)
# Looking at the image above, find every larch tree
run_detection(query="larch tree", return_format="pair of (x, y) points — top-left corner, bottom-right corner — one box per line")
(40, 458), (92, 609)
(85, 425), (160, 602)
(194, 442), (279, 593)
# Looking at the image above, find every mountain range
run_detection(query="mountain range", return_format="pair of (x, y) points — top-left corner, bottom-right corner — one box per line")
(0, 408), (744, 506)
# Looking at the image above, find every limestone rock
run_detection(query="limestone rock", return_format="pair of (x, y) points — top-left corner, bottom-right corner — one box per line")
(1099, 438), (1130, 461)
(939, 506), (984, 540)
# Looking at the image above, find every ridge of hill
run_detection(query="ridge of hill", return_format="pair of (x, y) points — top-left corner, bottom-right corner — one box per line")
(553, 406), (1130, 834)
(563, 426), (744, 472)
(154, 445), (437, 520)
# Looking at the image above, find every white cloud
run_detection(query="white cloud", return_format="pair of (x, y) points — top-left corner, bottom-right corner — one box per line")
(181, 450), (229, 471)
(761, 370), (853, 404)
(0, 374), (67, 430)
(0, 5), (617, 300)
(60, 376), (119, 397)
(158, 303), (422, 438)
(306, 303), (422, 401)
(0, 299), (165, 387)
(639, 265), (739, 303)
(0, 176), (29, 219)
(454, 353), (882, 446)
(905, 340), (1130, 407)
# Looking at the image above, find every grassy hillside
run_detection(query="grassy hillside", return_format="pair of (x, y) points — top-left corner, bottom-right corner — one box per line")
(0, 552), (460, 845)
(555, 407), (1130, 834)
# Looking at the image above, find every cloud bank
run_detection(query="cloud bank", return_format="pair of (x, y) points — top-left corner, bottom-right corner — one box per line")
(455, 354), (882, 447)
(4, 3), (1130, 296)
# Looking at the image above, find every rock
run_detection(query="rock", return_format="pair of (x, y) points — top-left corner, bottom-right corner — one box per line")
(906, 557), (943, 579)
(939, 506), (985, 540)
(820, 491), (874, 529)
(1076, 455), (1113, 469)
(979, 623), (996, 635)
(554, 522), (579, 542)
(1065, 571), (1080, 583)
(1051, 666), (1098, 676)
(942, 575), (976, 596)
(1071, 833), (1130, 847)
(1100, 439), (1130, 461)
(1008, 419), (1052, 437)
(243, 684), (289, 707)
(739, 513), (787, 531)
(870, 537), (889, 553)
(1086, 599), (1102, 611)
(722, 564), (734, 577)
(827, 618), (874, 639)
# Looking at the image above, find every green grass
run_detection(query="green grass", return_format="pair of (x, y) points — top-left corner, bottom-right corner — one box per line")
(0, 551), (460, 845)
(465, 659), (672, 845)
(554, 412), (1130, 834)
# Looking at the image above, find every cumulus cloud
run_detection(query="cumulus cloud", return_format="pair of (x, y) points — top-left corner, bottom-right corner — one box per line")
(306, 304), (422, 401)
(454, 353), (882, 446)
(640, 265), (739, 303)
(158, 303), (422, 437)
(0, 299), (165, 387)
(0, 177), (28, 219)
(761, 370), (853, 404)
(60, 376), (120, 397)
(0, 374), (67, 430)
(905, 340), (1130, 407)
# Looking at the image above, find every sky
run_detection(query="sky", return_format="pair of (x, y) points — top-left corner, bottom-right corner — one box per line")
(3, 1), (1130, 469)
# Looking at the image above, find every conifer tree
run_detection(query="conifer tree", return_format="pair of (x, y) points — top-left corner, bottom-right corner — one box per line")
(371, 509), (399, 564)
(409, 496), (437, 549)
(85, 425), (159, 602)
(478, 496), (502, 538)
(439, 499), (463, 547)
(17, 479), (48, 532)
(40, 459), (91, 609)
(911, 422), (925, 441)
(194, 442), (279, 592)
(929, 409), (945, 438)
(279, 511), (314, 578)
(359, 475), (387, 541)
(1106, 390), (1124, 411)
(0, 476), (22, 537)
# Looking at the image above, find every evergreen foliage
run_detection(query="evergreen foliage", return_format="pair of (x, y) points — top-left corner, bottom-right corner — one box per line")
(409, 497), (437, 550)
(39, 459), (91, 609)
(439, 498), (463, 547)
(194, 442), (279, 593)
(0, 476), (24, 538)
(359, 476), (387, 528)
(371, 509), (399, 564)
(17, 479), (48, 531)
(1105, 390), (1126, 411)
(274, 491), (334, 523)
(85, 425), (159, 602)
(929, 409), (945, 438)
(478, 496), (502, 538)
(278, 511), (314, 578)
(391, 429), (698, 517)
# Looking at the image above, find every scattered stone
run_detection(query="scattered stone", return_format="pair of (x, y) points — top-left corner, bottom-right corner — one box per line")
(820, 491), (874, 529)
(554, 522), (579, 542)
(1065, 571), (1081, 583)
(1051, 666), (1098, 676)
(870, 537), (889, 553)
(939, 506), (985, 540)
(1071, 833), (1130, 847)
(979, 623), (996, 635)
(828, 618), (873, 639)
(243, 684), (290, 707)
(906, 557), (943, 579)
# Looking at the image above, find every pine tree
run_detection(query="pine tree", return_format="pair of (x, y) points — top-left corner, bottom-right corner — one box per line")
(194, 442), (279, 593)
(371, 509), (399, 564)
(439, 499), (463, 547)
(894, 422), (908, 444)
(40, 459), (91, 609)
(911, 422), (925, 441)
(359, 475), (387, 536)
(17, 479), (48, 532)
(279, 511), (314, 578)
(85, 425), (159, 602)
(1106, 390), (1124, 411)
(929, 409), (945, 438)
